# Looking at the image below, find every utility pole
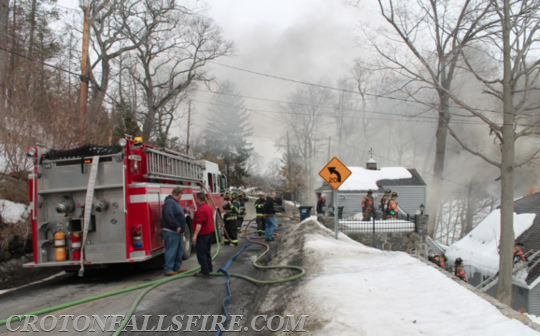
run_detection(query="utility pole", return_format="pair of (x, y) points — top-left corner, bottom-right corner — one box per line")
(186, 101), (191, 155)
(79, 0), (90, 139)
(287, 131), (293, 202)
(327, 136), (331, 161)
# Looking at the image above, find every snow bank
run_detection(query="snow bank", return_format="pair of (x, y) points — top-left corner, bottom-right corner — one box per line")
(527, 314), (540, 326)
(0, 200), (28, 223)
(445, 209), (536, 276)
(268, 219), (538, 335)
(338, 166), (412, 191)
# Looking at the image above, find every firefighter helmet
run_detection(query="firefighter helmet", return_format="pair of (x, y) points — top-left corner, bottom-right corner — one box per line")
(391, 192), (398, 197)
(385, 189), (391, 193)
(455, 257), (463, 265)
(367, 189), (373, 194)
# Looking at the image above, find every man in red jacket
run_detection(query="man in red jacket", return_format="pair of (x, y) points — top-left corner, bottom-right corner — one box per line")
(192, 192), (215, 279)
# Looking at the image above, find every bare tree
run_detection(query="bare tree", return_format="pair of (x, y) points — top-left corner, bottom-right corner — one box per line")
(332, 77), (358, 158)
(86, 0), (184, 141)
(128, 10), (233, 142)
(360, 0), (497, 237)
(436, 0), (540, 305)
(0, 0), (9, 101)
(282, 84), (333, 204)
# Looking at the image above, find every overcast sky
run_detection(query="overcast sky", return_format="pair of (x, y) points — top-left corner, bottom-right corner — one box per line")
(197, 0), (370, 163)
(57, 0), (373, 164)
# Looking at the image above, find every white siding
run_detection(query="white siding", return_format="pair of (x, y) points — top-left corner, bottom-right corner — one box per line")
(530, 284), (540, 315)
(381, 185), (426, 215)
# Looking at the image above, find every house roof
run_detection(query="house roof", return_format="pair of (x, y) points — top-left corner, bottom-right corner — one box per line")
(513, 193), (540, 285)
(378, 169), (427, 187)
(445, 192), (540, 288)
(314, 168), (426, 193)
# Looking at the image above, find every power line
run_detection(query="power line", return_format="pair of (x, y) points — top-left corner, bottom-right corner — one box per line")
(211, 61), (530, 117)
(192, 96), (497, 126)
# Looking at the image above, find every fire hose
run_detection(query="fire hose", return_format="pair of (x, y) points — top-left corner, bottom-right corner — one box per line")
(0, 209), (305, 335)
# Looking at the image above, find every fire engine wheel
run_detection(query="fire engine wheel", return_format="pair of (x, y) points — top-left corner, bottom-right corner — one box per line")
(182, 228), (192, 260)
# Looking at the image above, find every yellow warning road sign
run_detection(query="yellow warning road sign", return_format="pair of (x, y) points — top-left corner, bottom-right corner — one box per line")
(319, 157), (352, 190)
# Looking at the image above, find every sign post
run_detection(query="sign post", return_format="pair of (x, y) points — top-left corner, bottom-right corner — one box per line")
(333, 189), (338, 239)
(319, 157), (352, 240)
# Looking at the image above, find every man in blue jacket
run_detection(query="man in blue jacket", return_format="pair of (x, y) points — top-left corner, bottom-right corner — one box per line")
(161, 187), (187, 276)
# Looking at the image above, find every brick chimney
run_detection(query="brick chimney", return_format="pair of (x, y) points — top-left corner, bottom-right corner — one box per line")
(366, 158), (377, 170)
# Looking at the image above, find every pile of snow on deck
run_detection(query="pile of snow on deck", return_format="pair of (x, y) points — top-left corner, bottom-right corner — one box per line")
(274, 218), (538, 336)
(338, 167), (411, 191)
(445, 209), (536, 276)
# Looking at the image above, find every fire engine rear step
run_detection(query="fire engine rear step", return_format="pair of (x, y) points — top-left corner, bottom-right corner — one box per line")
(144, 147), (203, 182)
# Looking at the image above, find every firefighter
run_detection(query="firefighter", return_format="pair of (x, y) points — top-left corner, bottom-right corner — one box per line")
(255, 192), (266, 236)
(514, 242), (527, 263)
(386, 192), (399, 219)
(439, 254), (446, 268)
(431, 254), (440, 266)
(222, 192), (239, 246)
(454, 257), (467, 282)
(380, 189), (392, 216)
(362, 189), (374, 221)
(237, 192), (246, 232)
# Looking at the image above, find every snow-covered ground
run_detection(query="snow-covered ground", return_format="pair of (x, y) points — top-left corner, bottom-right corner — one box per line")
(527, 314), (540, 326)
(264, 219), (538, 335)
(0, 199), (28, 223)
(338, 166), (411, 191)
(445, 209), (536, 276)
(284, 200), (300, 207)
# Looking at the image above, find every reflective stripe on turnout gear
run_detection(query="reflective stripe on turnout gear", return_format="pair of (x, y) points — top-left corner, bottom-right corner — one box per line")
(362, 197), (374, 210)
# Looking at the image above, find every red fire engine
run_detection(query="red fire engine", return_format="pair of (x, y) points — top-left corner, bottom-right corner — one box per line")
(23, 138), (226, 271)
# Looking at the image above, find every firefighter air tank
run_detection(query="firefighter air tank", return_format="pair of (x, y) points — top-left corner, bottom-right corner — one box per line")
(54, 230), (67, 261)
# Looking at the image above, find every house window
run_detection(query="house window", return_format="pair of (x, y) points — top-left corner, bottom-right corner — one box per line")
(518, 289), (524, 296)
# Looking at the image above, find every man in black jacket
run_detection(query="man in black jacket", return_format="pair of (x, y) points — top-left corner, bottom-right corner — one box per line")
(316, 194), (327, 215)
(263, 192), (277, 242)
(161, 187), (187, 276)
(254, 192), (266, 236)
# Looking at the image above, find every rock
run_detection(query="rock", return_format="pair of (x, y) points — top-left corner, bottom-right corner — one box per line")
(410, 233), (420, 242)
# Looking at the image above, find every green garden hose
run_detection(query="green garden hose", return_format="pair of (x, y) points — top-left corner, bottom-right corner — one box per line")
(0, 214), (305, 333)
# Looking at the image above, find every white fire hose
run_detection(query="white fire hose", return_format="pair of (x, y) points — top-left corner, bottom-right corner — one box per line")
(78, 156), (100, 277)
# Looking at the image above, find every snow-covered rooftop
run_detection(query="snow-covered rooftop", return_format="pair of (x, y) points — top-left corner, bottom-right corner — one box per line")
(445, 209), (536, 278)
(338, 166), (412, 191)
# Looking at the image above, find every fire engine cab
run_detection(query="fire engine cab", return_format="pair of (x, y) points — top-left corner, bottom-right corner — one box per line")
(23, 138), (225, 271)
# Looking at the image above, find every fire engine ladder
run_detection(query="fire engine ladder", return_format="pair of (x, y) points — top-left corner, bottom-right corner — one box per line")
(476, 250), (540, 292)
(143, 147), (204, 182)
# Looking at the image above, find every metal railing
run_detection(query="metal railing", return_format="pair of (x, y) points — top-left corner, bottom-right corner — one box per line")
(338, 215), (416, 234)
(144, 148), (204, 182)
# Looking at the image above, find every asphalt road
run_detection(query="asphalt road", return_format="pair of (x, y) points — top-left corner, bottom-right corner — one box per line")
(0, 204), (285, 335)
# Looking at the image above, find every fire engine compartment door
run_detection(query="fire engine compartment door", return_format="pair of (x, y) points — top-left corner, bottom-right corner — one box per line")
(147, 191), (164, 251)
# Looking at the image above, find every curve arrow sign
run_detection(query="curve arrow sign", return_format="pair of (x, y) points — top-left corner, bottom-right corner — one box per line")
(328, 167), (341, 182)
